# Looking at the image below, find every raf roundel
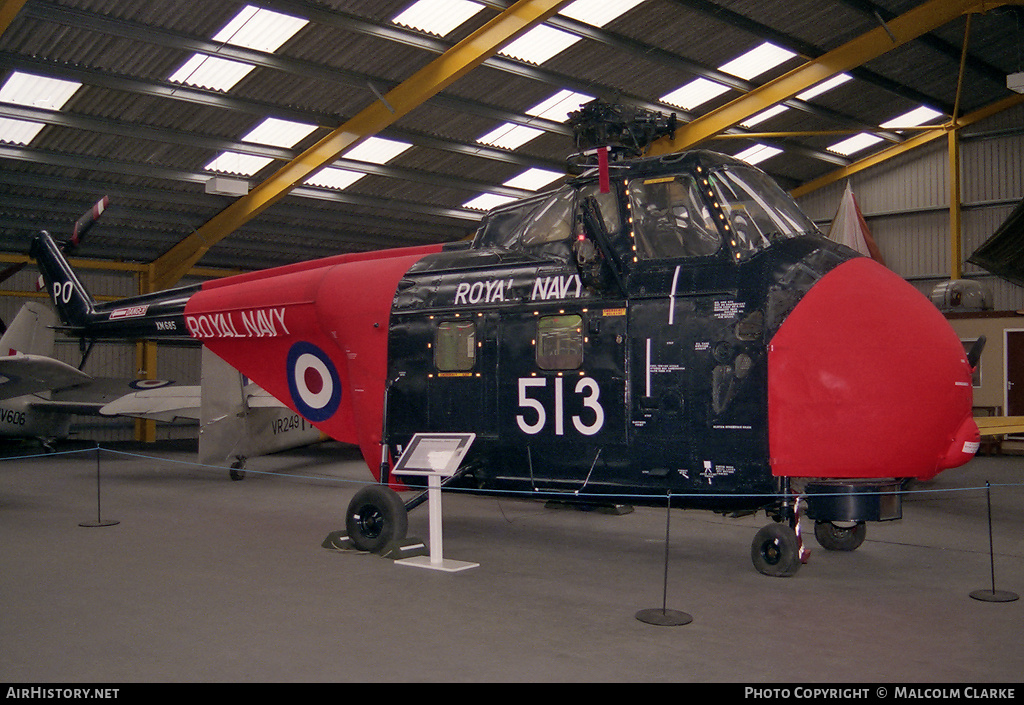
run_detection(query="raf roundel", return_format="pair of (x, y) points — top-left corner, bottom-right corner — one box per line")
(286, 341), (342, 422)
(129, 379), (174, 390)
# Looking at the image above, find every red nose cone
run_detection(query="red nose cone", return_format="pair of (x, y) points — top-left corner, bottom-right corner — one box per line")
(768, 257), (977, 481)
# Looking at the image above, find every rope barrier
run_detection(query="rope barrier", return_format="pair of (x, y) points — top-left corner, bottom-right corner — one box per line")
(3, 442), (1022, 504)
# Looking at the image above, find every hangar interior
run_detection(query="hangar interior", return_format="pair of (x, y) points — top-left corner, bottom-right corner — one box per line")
(2, 0), (1024, 683)
(2, 0), (1024, 440)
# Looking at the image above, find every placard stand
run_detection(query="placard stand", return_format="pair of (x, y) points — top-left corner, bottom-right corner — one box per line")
(392, 433), (478, 573)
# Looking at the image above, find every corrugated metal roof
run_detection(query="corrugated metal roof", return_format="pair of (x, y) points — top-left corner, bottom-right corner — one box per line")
(0, 0), (1021, 272)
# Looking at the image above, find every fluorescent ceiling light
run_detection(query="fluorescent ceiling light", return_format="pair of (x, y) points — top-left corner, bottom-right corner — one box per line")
(345, 136), (412, 164)
(305, 167), (364, 190)
(169, 6), (307, 92)
(464, 193), (517, 211)
(734, 144), (782, 165)
(242, 118), (317, 147)
(827, 132), (884, 156)
(392, 0), (484, 36)
(560, 0), (647, 27)
(797, 74), (853, 101)
(204, 151), (274, 176)
(661, 42), (796, 111)
(0, 72), (82, 145)
(880, 106), (944, 129)
(503, 168), (563, 191)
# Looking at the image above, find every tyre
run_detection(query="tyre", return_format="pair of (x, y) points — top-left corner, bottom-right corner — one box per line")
(814, 520), (866, 551)
(751, 523), (801, 577)
(345, 485), (408, 553)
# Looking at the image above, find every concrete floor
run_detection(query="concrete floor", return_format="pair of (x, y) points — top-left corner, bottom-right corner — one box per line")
(1, 439), (1022, 683)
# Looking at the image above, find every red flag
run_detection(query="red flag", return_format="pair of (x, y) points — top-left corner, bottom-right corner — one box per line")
(829, 183), (885, 265)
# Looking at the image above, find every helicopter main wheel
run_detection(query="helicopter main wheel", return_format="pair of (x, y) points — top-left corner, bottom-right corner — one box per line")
(229, 458), (246, 481)
(345, 485), (408, 554)
(751, 523), (801, 577)
(814, 520), (866, 551)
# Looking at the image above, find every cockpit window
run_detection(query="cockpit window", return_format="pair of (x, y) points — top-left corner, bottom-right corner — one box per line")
(476, 199), (544, 249)
(627, 174), (722, 259)
(706, 165), (819, 260)
(520, 189), (574, 246)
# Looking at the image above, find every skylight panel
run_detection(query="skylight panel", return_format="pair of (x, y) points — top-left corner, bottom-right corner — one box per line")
(241, 118), (317, 148)
(476, 90), (592, 151)
(827, 133), (884, 157)
(661, 78), (730, 111)
(796, 74), (853, 101)
(880, 106), (944, 129)
(734, 144), (782, 166)
(214, 5), (308, 52)
(477, 123), (544, 150)
(500, 24), (580, 65)
(168, 6), (307, 92)
(169, 55), (254, 92)
(204, 152), (273, 176)
(660, 42), (797, 112)
(0, 118), (46, 145)
(560, 0), (647, 27)
(463, 193), (517, 211)
(0, 72), (82, 109)
(528, 89), (593, 121)
(719, 42), (796, 81)
(305, 167), (365, 190)
(345, 137), (412, 164)
(503, 168), (563, 191)
(0, 72), (82, 145)
(740, 104), (789, 128)
(392, 0), (484, 36)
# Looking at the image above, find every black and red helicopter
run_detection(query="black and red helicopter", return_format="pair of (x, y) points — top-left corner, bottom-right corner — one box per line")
(28, 102), (982, 576)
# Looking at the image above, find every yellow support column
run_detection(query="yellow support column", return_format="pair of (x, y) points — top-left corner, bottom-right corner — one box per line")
(134, 267), (157, 443)
(949, 127), (963, 280)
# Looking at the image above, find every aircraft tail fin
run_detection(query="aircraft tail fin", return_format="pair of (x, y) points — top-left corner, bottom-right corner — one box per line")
(27, 196), (109, 331)
(29, 229), (99, 331)
(0, 301), (58, 357)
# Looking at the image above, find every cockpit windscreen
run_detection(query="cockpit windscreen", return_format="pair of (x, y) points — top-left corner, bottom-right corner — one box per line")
(707, 165), (820, 260)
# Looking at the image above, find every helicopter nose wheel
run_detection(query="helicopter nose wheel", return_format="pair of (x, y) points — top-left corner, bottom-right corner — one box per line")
(751, 523), (801, 577)
(345, 485), (409, 554)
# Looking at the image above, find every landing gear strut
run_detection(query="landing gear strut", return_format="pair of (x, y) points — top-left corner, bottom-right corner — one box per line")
(751, 481), (804, 577)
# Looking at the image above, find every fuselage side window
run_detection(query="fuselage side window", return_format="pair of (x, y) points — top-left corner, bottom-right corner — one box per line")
(628, 175), (721, 259)
(536, 314), (583, 370)
(435, 321), (476, 372)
